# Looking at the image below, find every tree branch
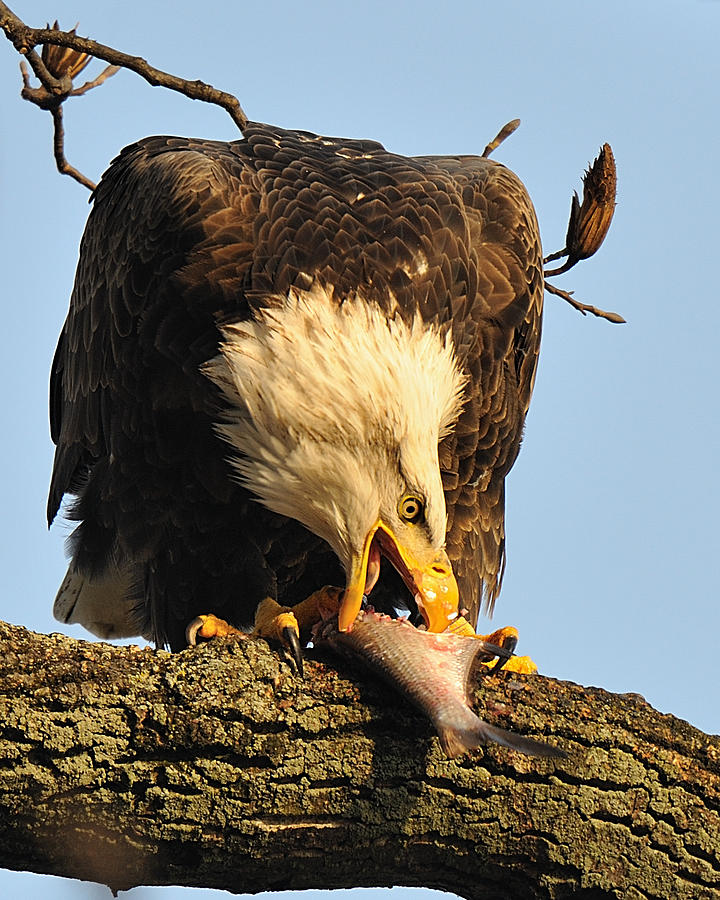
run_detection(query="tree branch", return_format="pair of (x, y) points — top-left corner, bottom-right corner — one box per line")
(68, 63), (121, 97)
(0, 2), (248, 189)
(0, 3), (248, 128)
(544, 280), (627, 324)
(1, 620), (718, 898)
(47, 101), (94, 190)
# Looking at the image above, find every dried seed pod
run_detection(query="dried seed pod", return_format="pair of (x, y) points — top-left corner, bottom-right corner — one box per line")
(565, 143), (617, 264)
(545, 144), (617, 275)
(41, 21), (91, 81)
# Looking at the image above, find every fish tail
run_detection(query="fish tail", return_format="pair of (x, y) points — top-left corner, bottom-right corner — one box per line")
(439, 718), (566, 759)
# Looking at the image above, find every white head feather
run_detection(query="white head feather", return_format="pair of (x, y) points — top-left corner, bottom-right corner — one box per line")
(204, 283), (467, 569)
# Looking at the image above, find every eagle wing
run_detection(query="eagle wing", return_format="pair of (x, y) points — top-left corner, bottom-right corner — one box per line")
(48, 136), (256, 528)
(416, 155), (544, 625)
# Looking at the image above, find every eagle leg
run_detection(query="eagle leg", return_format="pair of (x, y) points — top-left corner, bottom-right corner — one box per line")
(447, 618), (538, 674)
(253, 587), (344, 676)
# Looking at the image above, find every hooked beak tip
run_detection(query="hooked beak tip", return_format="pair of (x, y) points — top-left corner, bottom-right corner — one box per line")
(338, 587), (362, 631)
(413, 559), (460, 633)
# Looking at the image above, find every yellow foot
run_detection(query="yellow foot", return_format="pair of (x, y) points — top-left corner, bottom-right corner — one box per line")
(185, 613), (247, 646)
(497, 654), (538, 674)
(445, 617), (538, 674)
(254, 587), (343, 676)
(289, 585), (344, 631)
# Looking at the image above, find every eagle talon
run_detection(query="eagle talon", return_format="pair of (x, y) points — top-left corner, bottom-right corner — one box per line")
(186, 617), (204, 646)
(253, 599), (305, 671)
(446, 618), (538, 674)
(185, 613), (246, 646)
(478, 626), (537, 674)
(283, 625), (304, 676)
(496, 633), (518, 657)
(487, 649), (512, 675)
(253, 590), (345, 672)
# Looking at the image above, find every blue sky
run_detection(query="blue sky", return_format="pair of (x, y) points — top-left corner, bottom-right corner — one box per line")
(1, 0), (719, 897)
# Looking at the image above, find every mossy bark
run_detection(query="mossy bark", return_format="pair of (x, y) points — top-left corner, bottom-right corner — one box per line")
(0, 620), (718, 899)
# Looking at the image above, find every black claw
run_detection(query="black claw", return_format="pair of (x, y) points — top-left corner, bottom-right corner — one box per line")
(283, 626), (304, 677)
(476, 635), (518, 674)
(185, 617), (203, 646)
(488, 654), (509, 674)
(499, 633), (518, 656)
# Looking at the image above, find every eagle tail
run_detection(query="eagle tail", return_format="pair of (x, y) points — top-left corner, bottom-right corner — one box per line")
(53, 565), (149, 640)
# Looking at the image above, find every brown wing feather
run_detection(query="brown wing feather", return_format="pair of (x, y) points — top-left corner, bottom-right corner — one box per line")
(419, 156), (544, 625)
(49, 138), (255, 520)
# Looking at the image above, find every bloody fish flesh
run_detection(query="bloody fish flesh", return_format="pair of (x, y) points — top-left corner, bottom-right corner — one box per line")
(317, 610), (564, 759)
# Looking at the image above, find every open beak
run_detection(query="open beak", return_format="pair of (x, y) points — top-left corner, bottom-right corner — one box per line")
(338, 520), (460, 633)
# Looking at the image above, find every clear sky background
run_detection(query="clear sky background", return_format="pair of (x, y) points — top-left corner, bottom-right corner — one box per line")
(1, 0), (719, 897)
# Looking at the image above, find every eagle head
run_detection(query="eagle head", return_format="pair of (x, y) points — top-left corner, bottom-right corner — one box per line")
(204, 284), (467, 633)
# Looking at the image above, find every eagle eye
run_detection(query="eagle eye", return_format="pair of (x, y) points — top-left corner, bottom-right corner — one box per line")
(398, 494), (425, 524)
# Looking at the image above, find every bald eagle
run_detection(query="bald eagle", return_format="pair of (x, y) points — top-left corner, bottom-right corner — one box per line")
(48, 121), (545, 652)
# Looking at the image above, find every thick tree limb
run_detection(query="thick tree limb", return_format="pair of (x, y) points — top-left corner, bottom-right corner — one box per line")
(0, 621), (718, 899)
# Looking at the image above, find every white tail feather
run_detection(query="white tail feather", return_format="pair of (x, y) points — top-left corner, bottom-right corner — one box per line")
(53, 566), (148, 640)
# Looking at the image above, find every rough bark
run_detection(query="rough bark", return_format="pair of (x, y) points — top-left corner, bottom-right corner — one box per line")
(0, 620), (718, 899)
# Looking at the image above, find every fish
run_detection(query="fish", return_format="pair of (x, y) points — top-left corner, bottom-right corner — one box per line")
(316, 610), (564, 759)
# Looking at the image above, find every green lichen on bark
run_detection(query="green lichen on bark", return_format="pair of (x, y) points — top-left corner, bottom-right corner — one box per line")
(0, 620), (718, 899)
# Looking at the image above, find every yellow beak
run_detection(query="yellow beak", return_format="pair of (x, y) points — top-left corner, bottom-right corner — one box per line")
(337, 520), (460, 633)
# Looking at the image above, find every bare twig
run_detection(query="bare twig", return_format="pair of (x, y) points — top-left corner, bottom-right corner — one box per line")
(18, 56), (98, 189)
(544, 280), (626, 324)
(482, 118), (520, 158)
(17, 48), (67, 105)
(71, 63), (121, 97)
(0, 2), (249, 190)
(50, 103), (96, 190)
(0, 3), (248, 128)
(14, 24), (67, 93)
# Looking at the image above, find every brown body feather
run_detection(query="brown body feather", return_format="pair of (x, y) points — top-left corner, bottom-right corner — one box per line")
(48, 123), (543, 649)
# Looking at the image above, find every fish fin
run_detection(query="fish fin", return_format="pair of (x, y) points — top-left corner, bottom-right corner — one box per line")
(439, 718), (566, 759)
